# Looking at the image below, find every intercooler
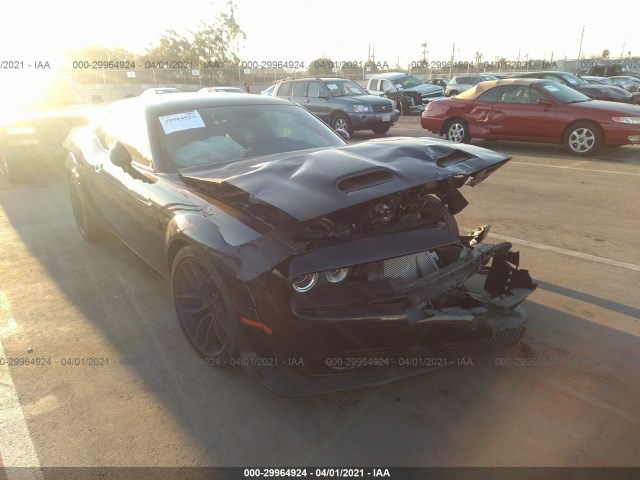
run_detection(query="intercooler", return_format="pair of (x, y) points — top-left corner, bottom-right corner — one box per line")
(382, 251), (440, 281)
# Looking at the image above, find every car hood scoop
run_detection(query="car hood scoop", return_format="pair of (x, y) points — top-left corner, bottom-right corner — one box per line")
(179, 138), (510, 222)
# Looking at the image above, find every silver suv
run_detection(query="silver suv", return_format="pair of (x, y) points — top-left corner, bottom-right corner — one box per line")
(445, 74), (498, 96)
(273, 77), (399, 135)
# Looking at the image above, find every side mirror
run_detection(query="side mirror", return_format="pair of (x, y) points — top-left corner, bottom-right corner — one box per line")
(335, 129), (350, 142)
(537, 98), (553, 107)
(109, 142), (132, 170)
(91, 95), (104, 104)
(318, 91), (328, 99)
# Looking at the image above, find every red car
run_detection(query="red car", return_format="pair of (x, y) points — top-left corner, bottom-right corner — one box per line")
(421, 78), (640, 156)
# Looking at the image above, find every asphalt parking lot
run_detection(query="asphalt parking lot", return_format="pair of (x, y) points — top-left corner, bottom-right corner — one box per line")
(1, 116), (639, 469)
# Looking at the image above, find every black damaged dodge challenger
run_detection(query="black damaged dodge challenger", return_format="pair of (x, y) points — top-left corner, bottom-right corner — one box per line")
(64, 93), (536, 395)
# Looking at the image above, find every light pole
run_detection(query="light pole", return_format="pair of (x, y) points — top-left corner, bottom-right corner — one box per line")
(421, 42), (428, 68)
(578, 26), (585, 60)
(448, 42), (456, 78)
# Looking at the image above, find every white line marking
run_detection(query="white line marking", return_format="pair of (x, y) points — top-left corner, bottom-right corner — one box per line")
(480, 232), (640, 273)
(0, 292), (43, 478)
(510, 161), (640, 177)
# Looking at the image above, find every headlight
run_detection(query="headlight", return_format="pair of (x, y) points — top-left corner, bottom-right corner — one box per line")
(612, 117), (640, 124)
(6, 126), (37, 135)
(351, 105), (369, 113)
(292, 273), (319, 293)
(325, 267), (349, 284)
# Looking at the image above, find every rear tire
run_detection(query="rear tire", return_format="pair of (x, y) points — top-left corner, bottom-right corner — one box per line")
(68, 172), (102, 242)
(444, 119), (471, 144)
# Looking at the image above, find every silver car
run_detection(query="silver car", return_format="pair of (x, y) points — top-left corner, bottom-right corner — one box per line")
(445, 74), (498, 96)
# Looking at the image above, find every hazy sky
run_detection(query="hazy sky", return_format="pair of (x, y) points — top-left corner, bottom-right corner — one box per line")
(0, 0), (637, 69)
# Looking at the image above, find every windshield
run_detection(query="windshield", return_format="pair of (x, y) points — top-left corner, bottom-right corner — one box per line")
(560, 73), (588, 86)
(540, 82), (591, 103)
(159, 104), (345, 171)
(394, 75), (422, 89)
(323, 80), (368, 97)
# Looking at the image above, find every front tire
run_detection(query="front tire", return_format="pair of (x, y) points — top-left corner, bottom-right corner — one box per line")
(564, 122), (601, 156)
(331, 113), (353, 136)
(444, 119), (471, 144)
(171, 246), (238, 364)
(371, 126), (391, 135)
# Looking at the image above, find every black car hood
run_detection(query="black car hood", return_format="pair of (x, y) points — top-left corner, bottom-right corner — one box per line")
(180, 138), (510, 222)
(404, 84), (445, 95)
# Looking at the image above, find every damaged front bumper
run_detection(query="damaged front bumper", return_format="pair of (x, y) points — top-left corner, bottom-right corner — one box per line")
(237, 226), (536, 396)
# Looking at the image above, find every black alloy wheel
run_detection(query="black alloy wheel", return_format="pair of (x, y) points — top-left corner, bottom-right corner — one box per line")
(171, 246), (238, 363)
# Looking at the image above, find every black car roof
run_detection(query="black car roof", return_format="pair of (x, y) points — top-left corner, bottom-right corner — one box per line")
(512, 71), (574, 77)
(111, 92), (293, 116)
(369, 72), (409, 79)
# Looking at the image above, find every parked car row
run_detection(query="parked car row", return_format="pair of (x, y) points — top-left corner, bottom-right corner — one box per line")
(511, 71), (640, 104)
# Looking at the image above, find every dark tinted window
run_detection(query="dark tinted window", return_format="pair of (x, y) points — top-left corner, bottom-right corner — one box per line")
(476, 87), (501, 102)
(290, 81), (307, 97)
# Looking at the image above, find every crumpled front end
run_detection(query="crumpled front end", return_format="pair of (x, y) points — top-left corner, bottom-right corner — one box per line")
(241, 224), (536, 396)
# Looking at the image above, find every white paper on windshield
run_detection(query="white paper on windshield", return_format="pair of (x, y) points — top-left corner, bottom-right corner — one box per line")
(326, 83), (338, 90)
(543, 85), (560, 92)
(159, 110), (205, 134)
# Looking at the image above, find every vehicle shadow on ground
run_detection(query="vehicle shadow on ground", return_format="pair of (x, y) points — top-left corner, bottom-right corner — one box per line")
(1, 181), (639, 466)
